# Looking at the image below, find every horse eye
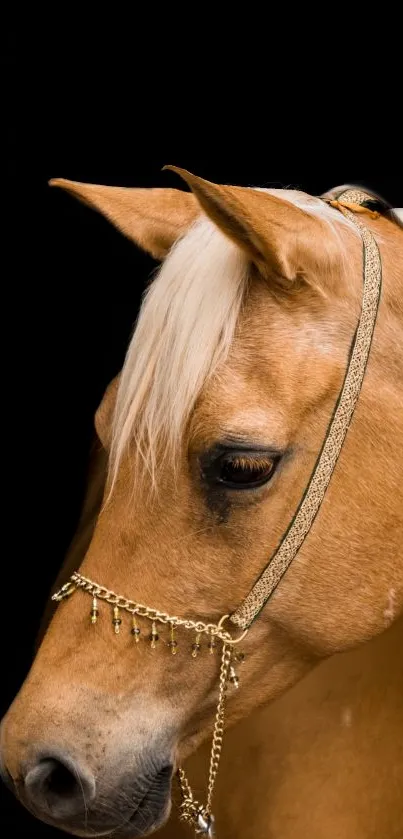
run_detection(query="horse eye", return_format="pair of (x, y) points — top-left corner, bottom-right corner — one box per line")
(218, 453), (278, 489)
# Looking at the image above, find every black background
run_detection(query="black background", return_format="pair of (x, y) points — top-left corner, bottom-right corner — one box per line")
(3, 26), (403, 838)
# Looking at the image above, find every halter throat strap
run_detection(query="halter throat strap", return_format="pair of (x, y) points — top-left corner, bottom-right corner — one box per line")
(230, 189), (382, 631)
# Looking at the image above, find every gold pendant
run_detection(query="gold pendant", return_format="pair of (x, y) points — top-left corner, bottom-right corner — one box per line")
(150, 621), (159, 649)
(90, 596), (99, 625)
(228, 665), (239, 689)
(208, 632), (217, 654)
(191, 633), (201, 658)
(112, 606), (122, 635)
(131, 615), (141, 642)
(167, 623), (178, 654)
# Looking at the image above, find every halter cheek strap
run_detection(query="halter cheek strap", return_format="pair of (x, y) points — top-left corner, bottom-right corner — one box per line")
(230, 189), (383, 630)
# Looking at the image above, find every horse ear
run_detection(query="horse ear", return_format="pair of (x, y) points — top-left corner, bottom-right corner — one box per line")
(49, 179), (200, 260)
(164, 166), (333, 287)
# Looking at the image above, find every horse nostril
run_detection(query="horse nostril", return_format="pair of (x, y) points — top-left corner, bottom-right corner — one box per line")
(43, 760), (79, 797)
(24, 754), (96, 819)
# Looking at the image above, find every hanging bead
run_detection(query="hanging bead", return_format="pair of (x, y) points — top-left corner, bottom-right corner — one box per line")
(90, 596), (99, 625)
(112, 605), (122, 635)
(229, 665), (239, 689)
(131, 615), (141, 642)
(234, 650), (246, 664)
(191, 633), (201, 658)
(167, 623), (178, 655)
(208, 633), (217, 655)
(150, 621), (159, 649)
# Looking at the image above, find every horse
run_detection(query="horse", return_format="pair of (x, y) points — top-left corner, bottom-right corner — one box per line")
(1, 171), (402, 839)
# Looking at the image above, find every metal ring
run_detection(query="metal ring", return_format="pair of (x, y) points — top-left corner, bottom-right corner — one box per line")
(216, 614), (248, 645)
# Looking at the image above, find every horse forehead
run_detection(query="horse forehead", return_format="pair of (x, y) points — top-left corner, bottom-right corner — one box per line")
(194, 317), (340, 437)
(214, 319), (331, 391)
(193, 366), (299, 441)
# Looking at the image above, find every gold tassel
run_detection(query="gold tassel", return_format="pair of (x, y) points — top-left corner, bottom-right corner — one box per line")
(90, 596), (99, 625)
(112, 606), (122, 635)
(229, 665), (239, 689)
(167, 623), (178, 655)
(131, 615), (140, 642)
(234, 651), (246, 664)
(208, 632), (217, 654)
(150, 621), (159, 649)
(191, 633), (201, 658)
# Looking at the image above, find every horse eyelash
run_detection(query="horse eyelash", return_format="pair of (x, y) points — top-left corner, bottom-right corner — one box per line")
(224, 455), (274, 471)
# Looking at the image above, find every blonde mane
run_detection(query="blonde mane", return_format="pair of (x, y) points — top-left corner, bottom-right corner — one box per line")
(109, 188), (361, 485)
(110, 218), (249, 484)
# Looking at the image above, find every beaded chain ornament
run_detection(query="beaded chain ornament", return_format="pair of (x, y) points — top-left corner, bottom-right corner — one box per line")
(52, 190), (382, 838)
(52, 571), (247, 838)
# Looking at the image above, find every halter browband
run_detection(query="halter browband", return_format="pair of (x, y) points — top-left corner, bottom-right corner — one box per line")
(52, 189), (382, 837)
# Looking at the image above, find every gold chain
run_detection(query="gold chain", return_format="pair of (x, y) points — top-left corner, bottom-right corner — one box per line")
(178, 643), (232, 837)
(206, 644), (232, 813)
(53, 573), (247, 646)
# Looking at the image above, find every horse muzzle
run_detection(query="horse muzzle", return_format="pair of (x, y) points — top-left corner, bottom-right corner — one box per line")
(0, 743), (173, 837)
